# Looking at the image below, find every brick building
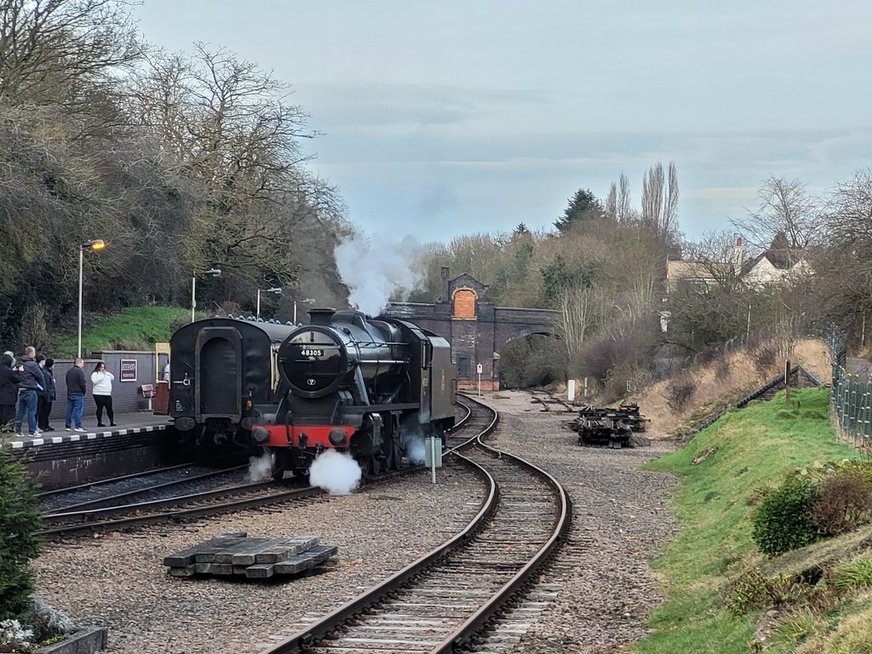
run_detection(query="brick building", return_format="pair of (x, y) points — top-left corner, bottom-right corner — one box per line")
(385, 268), (558, 390)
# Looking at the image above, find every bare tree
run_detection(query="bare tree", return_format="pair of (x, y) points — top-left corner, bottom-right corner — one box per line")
(826, 168), (872, 245)
(0, 0), (140, 107)
(617, 172), (633, 222)
(641, 163), (664, 229)
(731, 176), (820, 250)
(680, 230), (745, 292)
(663, 161), (679, 234)
(605, 182), (617, 220)
(129, 44), (322, 284)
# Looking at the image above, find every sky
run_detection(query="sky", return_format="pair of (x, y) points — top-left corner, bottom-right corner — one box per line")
(134, 1), (872, 243)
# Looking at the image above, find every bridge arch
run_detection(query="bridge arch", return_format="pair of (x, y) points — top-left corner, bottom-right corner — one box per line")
(385, 268), (559, 390)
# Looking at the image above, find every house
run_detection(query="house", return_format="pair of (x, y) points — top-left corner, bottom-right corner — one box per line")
(742, 249), (812, 286)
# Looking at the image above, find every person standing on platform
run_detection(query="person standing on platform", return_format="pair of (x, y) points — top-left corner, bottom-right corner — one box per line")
(38, 357), (57, 432)
(0, 353), (24, 432)
(14, 346), (43, 437)
(91, 361), (115, 427)
(65, 359), (86, 432)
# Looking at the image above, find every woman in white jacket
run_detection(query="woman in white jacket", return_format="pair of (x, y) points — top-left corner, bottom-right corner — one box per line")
(91, 361), (115, 427)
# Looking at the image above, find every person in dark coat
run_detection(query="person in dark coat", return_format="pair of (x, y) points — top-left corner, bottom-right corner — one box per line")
(65, 358), (87, 432)
(0, 353), (24, 432)
(14, 346), (44, 436)
(37, 357), (57, 431)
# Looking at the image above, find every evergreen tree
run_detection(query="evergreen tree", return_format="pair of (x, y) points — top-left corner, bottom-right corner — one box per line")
(554, 188), (603, 232)
(0, 448), (43, 620)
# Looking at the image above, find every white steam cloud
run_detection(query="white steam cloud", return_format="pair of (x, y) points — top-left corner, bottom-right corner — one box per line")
(334, 233), (425, 316)
(405, 435), (426, 465)
(248, 451), (274, 482)
(309, 450), (362, 495)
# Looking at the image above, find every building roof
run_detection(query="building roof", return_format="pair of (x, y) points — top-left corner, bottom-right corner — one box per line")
(742, 249), (804, 273)
(666, 260), (732, 281)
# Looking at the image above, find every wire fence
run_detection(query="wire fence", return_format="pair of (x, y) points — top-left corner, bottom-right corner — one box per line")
(831, 364), (872, 455)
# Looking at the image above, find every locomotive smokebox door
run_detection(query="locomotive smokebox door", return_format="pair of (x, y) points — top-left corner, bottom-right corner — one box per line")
(424, 437), (442, 468)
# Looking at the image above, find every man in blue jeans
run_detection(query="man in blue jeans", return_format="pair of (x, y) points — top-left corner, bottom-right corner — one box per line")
(14, 346), (44, 437)
(65, 358), (87, 432)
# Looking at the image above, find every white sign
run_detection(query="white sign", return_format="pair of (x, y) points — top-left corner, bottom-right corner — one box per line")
(476, 363), (483, 374)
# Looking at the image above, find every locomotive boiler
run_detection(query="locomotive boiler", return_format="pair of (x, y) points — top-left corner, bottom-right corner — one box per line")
(250, 308), (456, 479)
(169, 317), (296, 449)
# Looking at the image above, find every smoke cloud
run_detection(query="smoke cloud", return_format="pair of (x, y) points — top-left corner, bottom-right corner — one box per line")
(309, 450), (362, 495)
(334, 233), (425, 316)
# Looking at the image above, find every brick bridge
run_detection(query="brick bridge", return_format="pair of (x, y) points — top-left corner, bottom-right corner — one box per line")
(385, 267), (558, 390)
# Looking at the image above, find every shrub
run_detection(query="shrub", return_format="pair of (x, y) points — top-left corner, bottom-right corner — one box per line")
(714, 358), (732, 383)
(726, 569), (809, 615)
(666, 374), (696, 412)
(773, 608), (819, 645)
(830, 556), (872, 594)
(0, 448), (43, 621)
(750, 343), (777, 376)
(752, 476), (820, 556)
(810, 472), (872, 536)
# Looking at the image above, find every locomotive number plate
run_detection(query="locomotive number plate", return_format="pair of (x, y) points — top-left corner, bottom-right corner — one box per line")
(300, 348), (324, 357)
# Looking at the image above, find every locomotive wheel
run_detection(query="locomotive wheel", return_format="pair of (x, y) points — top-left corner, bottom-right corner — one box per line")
(366, 454), (384, 476)
(383, 436), (402, 471)
(271, 449), (289, 482)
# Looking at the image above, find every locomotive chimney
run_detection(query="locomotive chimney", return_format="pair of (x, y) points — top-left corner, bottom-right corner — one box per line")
(308, 308), (336, 325)
(440, 266), (450, 303)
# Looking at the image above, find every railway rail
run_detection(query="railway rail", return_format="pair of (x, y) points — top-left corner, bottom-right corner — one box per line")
(40, 463), (250, 512)
(259, 394), (571, 654)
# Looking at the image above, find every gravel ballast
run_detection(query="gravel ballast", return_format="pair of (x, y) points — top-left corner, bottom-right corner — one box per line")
(482, 391), (677, 653)
(34, 392), (679, 653)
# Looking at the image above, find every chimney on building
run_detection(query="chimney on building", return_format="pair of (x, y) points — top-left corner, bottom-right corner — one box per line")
(440, 266), (450, 303)
(733, 236), (745, 274)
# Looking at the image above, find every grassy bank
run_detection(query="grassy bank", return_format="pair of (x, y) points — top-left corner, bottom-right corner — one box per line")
(636, 388), (864, 653)
(55, 306), (189, 357)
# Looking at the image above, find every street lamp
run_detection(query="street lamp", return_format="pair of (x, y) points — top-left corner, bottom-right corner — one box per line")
(191, 268), (221, 323)
(256, 287), (282, 320)
(78, 239), (106, 359)
(293, 298), (315, 324)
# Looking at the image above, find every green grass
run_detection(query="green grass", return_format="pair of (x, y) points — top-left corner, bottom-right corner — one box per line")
(55, 306), (189, 357)
(635, 388), (862, 654)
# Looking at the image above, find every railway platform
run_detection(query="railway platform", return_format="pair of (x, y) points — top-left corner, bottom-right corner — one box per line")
(3, 412), (177, 489)
(2, 411), (171, 452)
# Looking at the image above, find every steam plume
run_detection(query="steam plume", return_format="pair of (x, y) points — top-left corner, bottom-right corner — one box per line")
(309, 450), (362, 495)
(248, 451), (274, 482)
(334, 233), (425, 316)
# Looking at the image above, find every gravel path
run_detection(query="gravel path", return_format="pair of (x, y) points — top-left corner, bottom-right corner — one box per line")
(34, 465), (485, 654)
(34, 392), (678, 653)
(480, 391), (677, 653)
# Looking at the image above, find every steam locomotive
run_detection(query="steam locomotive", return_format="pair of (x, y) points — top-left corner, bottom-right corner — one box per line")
(169, 310), (456, 479)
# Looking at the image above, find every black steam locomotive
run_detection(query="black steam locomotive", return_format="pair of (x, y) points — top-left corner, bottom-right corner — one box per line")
(169, 310), (456, 479)
(252, 309), (456, 479)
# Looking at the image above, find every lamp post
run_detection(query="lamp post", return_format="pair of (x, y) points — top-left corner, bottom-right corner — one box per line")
(293, 298), (315, 324)
(78, 239), (106, 359)
(191, 268), (222, 323)
(256, 287), (282, 320)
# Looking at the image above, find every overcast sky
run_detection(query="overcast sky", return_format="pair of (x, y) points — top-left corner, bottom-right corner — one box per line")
(134, 1), (872, 243)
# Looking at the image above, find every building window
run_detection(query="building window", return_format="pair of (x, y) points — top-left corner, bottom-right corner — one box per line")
(453, 288), (477, 319)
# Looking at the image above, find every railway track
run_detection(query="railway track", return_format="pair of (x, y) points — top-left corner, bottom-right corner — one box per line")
(259, 394), (571, 654)
(40, 462), (250, 512)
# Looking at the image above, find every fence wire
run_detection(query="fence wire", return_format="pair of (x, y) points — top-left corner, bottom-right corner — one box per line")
(831, 364), (872, 454)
